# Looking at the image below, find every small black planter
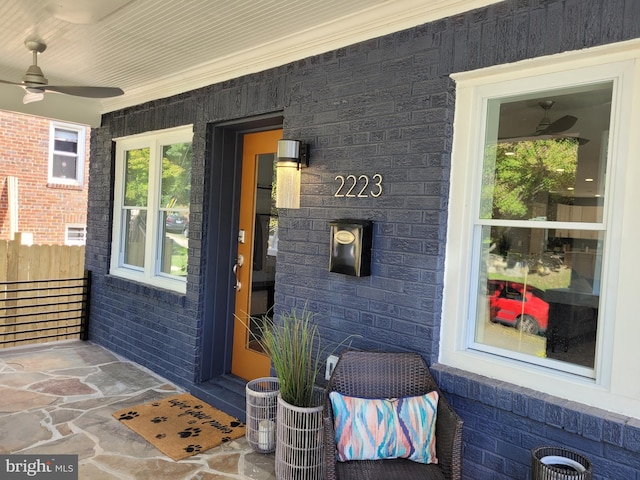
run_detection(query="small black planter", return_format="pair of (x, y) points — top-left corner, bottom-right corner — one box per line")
(531, 446), (592, 479)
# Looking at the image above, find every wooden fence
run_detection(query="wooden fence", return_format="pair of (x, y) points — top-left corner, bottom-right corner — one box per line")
(0, 235), (85, 282)
(0, 236), (87, 348)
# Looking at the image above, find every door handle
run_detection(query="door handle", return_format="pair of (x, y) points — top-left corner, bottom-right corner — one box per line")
(233, 254), (244, 274)
(233, 254), (244, 291)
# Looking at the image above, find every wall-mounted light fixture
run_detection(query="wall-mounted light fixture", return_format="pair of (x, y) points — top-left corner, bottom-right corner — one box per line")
(275, 139), (309, 209)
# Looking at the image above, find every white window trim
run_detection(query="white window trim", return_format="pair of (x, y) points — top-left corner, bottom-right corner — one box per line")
(110, 125), (193, 293)
(49, 121), (86, 186)
(442, 39), (640, 419)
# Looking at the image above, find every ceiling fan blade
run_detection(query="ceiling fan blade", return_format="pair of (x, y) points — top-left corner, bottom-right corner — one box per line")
(0, 78), (23, 86)
(23, 91), (45, 104)
(44, 85), (124, 98)
(535, 115), (577, 135)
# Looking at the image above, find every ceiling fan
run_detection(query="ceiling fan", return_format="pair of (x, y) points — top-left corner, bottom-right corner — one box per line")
(533, 100), (577, 135)
(0, 40), (124, 104)
(501, 100), (589, 145)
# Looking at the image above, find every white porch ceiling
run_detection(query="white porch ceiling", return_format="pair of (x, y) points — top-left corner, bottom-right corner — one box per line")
(0, 0), (500, 126)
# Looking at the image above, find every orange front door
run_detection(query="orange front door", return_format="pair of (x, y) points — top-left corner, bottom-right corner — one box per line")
(231, 129), (282, 380)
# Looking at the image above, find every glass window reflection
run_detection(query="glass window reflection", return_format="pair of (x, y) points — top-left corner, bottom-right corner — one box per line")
(473, 82), (612, 372)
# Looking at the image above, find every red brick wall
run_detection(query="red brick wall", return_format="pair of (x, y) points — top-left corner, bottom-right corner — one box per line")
(0, 110), (90, 244)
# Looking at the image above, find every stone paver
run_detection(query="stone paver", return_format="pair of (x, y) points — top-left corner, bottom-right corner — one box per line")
(0, 341), (275, 480)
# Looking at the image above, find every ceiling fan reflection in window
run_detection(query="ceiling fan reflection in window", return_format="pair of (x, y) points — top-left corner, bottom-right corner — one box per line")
(0, 40), (124, 104)
(501, 100), (589, 145)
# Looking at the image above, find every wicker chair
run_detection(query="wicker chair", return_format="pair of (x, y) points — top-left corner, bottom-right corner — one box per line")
(323, 351), (463, 480)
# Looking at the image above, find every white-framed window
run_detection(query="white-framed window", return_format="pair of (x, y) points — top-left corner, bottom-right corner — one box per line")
(65, 225), (86, 246)
(49, 121), (86, 186)
(110, 126), (193, 293)
(442, 40), (640, 418)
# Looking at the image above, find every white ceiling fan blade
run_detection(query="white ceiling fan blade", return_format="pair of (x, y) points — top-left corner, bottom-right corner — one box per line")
(23, 91), (45, 104)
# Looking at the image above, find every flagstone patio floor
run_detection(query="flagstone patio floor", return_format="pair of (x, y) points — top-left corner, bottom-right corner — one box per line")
(0, 340), (276, 480)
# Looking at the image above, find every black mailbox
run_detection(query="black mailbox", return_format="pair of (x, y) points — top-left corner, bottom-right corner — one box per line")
(329, 220), (372, 277)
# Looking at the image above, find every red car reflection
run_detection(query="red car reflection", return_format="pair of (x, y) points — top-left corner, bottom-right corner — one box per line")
(488, 280), (549, 335)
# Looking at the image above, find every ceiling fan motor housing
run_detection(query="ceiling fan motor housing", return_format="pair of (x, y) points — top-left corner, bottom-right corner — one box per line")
(22, 64), (48, 87)
(535, 100), (555, 133)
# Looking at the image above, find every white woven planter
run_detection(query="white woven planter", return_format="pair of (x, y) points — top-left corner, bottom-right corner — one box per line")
(246, 377), (280, 453)
(275, 389), (325, 480)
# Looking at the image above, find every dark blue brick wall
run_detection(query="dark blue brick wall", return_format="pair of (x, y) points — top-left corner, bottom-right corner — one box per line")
(85, 0), (640, 478)
(434, 365), (640, 479)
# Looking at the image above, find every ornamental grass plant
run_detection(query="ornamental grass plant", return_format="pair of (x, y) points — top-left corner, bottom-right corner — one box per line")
(253, 306), (352, 408)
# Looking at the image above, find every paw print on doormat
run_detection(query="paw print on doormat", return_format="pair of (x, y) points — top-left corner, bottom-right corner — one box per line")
(150, 416), (168, 423)
(221, 436), (231, 443)
(118, 411), (139, 420)
(185, 444), (202, 453)
(178, 427), (201, 438)
(230, 421), (244, 428)
(156, 433), (166, 439)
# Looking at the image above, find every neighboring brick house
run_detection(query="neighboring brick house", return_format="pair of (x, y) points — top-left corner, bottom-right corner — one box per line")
(0, 110), (90, 245)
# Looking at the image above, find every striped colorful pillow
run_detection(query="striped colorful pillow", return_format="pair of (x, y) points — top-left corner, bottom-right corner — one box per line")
(329, 390), (438, 464)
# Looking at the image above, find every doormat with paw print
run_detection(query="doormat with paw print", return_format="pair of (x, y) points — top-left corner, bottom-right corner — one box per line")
(112, 393), (245, 461)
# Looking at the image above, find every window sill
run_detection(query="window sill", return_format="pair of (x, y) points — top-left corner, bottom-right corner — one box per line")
(47, 182), (84, 191)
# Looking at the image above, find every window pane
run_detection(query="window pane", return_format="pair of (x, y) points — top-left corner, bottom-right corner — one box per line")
(160, 143), (192, 209)
(481, 83), (612, 221)
(55, 128), (78, 142)
(54, 129), (78, 154)
(54, 140), (78, 154)
(66, 225), (86, 245)
(124, 148), (150, 207)
(159, 142), (191, 278)
(475, 225), (601, 368)
(124, 209), (146, 268)
(248, 153), (278, 354)
(52, 154), (77, 178)
(161, 211), (188, 277)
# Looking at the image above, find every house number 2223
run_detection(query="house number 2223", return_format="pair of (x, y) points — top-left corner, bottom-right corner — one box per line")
(334, 174), (383, 198)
